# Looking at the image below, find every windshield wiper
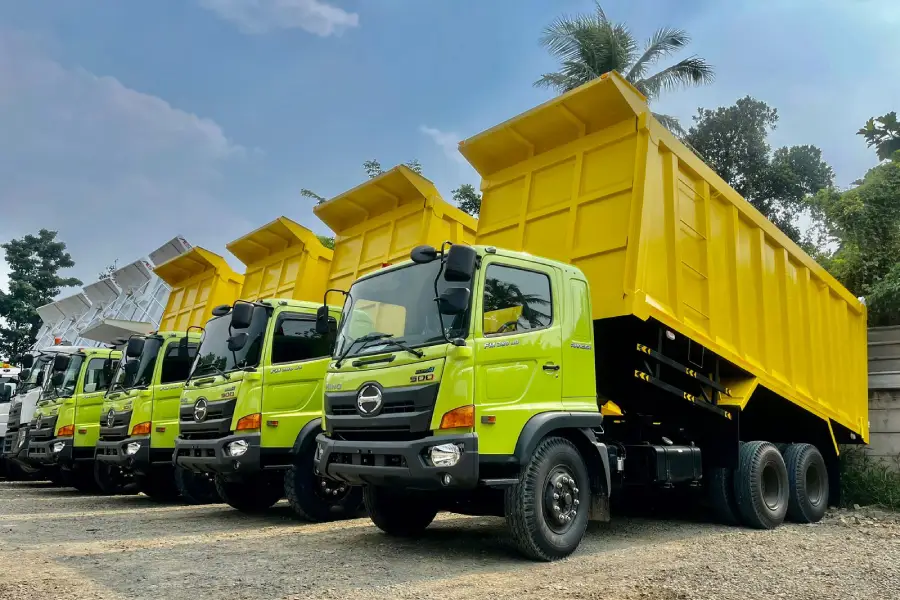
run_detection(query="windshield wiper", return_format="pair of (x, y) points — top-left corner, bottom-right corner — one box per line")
(335, 332), (392, 368)
(187, 362), (230, 383)
(362, 337), (424, 359)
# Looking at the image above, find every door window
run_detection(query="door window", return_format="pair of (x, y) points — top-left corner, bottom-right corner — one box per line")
(271, 315), (331, 364)
(82, 358), (117, 393)
(483, 264), (553, 335)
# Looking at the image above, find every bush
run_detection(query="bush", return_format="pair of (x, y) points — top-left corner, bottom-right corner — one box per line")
(839, 447), (900, 511)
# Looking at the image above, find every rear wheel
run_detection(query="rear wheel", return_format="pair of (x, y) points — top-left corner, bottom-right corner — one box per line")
(733, 441), (788, 529)
(215, 474), (282, 513)
(504, 436), (590, 561)
(364, 486), (438, 537)
(93, 461), (138, 495)
(784, 443), (828, 523)
(284, 448), (362, 522)
(137, 468), (181, 502)
(174, 468), (220, 505)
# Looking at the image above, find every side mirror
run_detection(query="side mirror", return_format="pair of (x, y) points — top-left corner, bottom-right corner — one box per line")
(53, 354), (70, 372)
(315, 305), (331, 335)
(410, 245), (439, 264)
(36, 370), (45, 386)
(19, 369), (31, 383)
(125, 337), (145, 358)
(51, 372), (65, 387)
(227, 332), (249, 352)
(0, 385), (10, 402)
(124, 360), (140, 378)
(20, 354), (34, 369)
(444, 245), (477, 282)
(230, 301), (254, 330)
(437, 287), (471, 315)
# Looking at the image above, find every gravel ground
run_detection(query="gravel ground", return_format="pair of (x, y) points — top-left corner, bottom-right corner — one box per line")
(1, 480), (898, 600)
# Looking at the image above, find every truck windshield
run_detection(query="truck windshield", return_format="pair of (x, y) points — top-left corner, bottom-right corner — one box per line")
(191, 306), (269, 377)
(45, 355), (85, 399)
(19, 356), (51, 396)
(334, 261), (469, 359)
(110, 337), (163, 392)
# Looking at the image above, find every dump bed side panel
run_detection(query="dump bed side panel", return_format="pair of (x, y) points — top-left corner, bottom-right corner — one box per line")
(634, 126), (868, 440)
(155, 249), (243, 331)
(240, 246), (331, 303)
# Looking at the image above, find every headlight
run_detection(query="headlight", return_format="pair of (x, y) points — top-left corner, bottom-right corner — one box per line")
(52, 441), (66, 454)
(429, 443), (461, 467)
(125, 442), (141, 456)
(225, 440), (249, 457)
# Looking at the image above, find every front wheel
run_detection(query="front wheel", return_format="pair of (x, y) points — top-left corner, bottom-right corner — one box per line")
(174, 468), (221, 505)
(504, 436), (590, 561)
(137, 468), (181, 502)
(215, 474), (282, 513)
(284, 449), (362, 522)
(94, 461), (138, 495)
(364, 486), (437, 537)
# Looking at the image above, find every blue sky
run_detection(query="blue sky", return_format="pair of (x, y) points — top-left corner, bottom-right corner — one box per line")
(1, 0), (898, 293)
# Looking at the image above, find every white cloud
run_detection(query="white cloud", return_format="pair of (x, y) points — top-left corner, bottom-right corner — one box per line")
(199, 0), (359, 37)
(419, 125), (466, 165)
(0, 30), (259, 291)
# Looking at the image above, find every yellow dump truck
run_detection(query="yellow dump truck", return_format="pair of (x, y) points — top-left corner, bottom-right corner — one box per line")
(313, 72), (867, 560)
(173, 168), (475, 520)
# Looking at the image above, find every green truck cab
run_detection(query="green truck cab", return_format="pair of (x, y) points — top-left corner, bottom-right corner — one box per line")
(173, 299), (355, 519)
(27, 347), (121, 490)
(94, 331), (217, 501)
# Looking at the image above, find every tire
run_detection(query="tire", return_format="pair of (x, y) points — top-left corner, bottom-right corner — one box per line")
(137, 469), (181, 502)
(93, 461), (138, 495)
(214, 474), (282, 513)
(706, 467), (741, 525)
(68, 465), (101, 493)
(175, 468), (221, 505)
(284, 448), (363, 522)
(5, 459), (42, 482)
(504, 436), (590, 561)
(733, 441), (789, 529)
(364, 485), (438, 537)
(784, 443), (828, 523)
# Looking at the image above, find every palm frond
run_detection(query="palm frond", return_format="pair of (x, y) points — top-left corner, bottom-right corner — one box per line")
(626, 27), (690, 82)
(637, 55), (715, 100)
(534, 72), (577, 92)
(652, 112), (686, 137)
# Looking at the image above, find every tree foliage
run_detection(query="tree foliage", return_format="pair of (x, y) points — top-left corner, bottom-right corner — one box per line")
(685, 97), (834, 241)
(0, 230), (82, 359)
(858, 112), (900, 162)
(535, 2), (714, 133)
(452, 184), (482, 217)
(98, 260), (118, 280)
(811, 159), (900, 325)
(317, 235), (335, 250)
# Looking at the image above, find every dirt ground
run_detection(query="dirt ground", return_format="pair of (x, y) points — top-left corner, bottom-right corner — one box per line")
(1, 480), (898, 600)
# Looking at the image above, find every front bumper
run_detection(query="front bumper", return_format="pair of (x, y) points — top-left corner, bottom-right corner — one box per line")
(173, 433), (261, 475)
(27, 437), (74, 466)
(96, 437), (151, 471)
(314, 433), (479, 490)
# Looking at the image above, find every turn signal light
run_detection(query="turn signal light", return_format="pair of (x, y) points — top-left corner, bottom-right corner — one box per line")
(440, 405), (474, 430)
(57, 424), (74, 437)
(236, 413), (261, 431)
(131, 421), (151, 436)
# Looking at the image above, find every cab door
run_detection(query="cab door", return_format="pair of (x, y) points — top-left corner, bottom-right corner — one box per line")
(473, 258), (563, 456)
(260, 311), (332, 450)
(74, 357), (118, 448)
(150, 341), (198, 449)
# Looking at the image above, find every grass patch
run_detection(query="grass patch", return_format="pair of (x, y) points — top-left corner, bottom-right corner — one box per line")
(840, 447), (900, 511)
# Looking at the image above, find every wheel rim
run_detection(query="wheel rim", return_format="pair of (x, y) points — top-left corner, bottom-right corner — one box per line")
(315, 474), (351, 504)
(543, 466), (580, 534)
(762, 463), (782, 510)
(806, 463), (824, 506)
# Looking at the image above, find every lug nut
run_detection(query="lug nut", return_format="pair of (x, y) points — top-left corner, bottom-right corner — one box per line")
(573, 487), (579, 494)
(321, 481), (327, 487)
(574, 499), (580, 506)
(556, 481), (562, 490)
(553, 493), (559, 500)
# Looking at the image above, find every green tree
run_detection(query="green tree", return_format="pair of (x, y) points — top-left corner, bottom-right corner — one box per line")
(98, 260), (118, 280)
(535, 2), (714, 133)
(811, 159), (900, 325)
(0, 230), (82, 358)
(858, 112), (900, 162)
(300, 189), (326, 205)
(303, 159), (425, 206)
(452, 184), (482, 217)
(684, 97), (834, 241)
(317, 235), (335, 250)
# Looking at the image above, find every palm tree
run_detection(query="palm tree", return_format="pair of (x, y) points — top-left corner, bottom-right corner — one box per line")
(535, 2), (714, 134)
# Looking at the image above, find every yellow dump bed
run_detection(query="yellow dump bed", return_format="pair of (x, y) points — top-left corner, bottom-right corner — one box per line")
(227, 216), (332, 303)
(460, 71), (868, 441)
(153, 247), (244, 331)
(314, 165), (478, 291)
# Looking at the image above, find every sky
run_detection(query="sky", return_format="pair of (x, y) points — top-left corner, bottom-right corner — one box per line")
(1, 0), (898, 299)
